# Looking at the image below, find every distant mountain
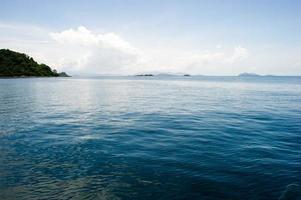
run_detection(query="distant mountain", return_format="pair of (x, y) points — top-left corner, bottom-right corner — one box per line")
(0, 49), (69, 77)
(238, 72), (261, 77)
(156, 72), (191, 76)
(135, 74), (154, 76)
(156, 73), (176, 77)
(57, 72), (70, 77)
(134, 72), (193, 77)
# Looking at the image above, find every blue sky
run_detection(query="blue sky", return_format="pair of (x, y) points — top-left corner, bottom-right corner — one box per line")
(1, 0), (301, 75)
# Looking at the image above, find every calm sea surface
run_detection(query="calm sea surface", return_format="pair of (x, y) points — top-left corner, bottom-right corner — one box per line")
(0, 76), (301, 200)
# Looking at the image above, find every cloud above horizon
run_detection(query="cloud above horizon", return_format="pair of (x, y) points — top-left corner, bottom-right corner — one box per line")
(1, 0), (301, 76)
(0, 24), (251, 75)
(49, 26), (142, 74)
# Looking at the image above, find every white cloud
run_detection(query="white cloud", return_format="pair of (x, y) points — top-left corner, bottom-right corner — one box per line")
(149, 46), (249, 75)
(0, 24), (251, 75)
(226, 46), (249, 64)
(48, 26), (142, 74)
(191, 46), (249, 65)
(50, 26), (136, 53)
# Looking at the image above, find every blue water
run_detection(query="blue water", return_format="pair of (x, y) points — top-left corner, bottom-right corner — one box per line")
(0, 76), (301, 200)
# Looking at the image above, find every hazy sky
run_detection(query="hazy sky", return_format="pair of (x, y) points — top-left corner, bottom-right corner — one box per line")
(1, 0), (301, 75)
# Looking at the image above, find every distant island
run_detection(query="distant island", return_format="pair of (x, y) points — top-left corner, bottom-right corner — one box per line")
(238, 73), (261, 77)
(135, 74), (154, 76)
(133, 72), (285, 77)
(135, 73), (192, 77)
(0, 49), (70, 77)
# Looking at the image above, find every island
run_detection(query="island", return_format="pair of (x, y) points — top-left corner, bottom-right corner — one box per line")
(134, 73), (193, 77)
(135, 74), (154, 76)
(238, 72), (260, 77)
(0, 49), (70, 77)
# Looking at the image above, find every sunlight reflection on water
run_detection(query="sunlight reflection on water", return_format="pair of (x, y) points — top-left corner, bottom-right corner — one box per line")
(0, 76), (301, 200)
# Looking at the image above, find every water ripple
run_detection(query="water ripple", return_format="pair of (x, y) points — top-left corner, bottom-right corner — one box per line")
(0, 77), (301, 200)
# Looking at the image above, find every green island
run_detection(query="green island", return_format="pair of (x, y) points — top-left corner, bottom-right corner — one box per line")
(0, 49), (69, 77)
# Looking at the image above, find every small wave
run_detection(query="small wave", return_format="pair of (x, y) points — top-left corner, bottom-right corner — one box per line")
(279, 183), (301, 200)
(77, 135), (100, 141)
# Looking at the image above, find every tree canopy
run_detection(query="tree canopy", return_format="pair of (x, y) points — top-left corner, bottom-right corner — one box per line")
(0, 49), (68, 77)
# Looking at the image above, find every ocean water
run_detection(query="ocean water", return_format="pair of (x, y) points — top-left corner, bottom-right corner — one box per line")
(0, 76), (301, 200)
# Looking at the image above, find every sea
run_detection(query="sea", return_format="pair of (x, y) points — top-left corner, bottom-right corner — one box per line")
(0, 76), (300, 200)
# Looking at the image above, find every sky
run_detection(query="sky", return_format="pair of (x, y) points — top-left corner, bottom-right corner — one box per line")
(0, 0), (301, 75)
